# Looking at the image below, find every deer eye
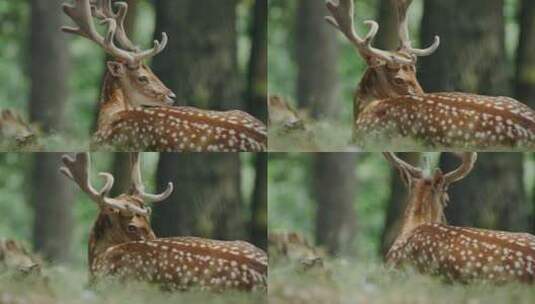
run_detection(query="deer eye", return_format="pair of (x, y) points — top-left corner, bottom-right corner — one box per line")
(127, 225), (137, 233)
(138, 76), (149, 83)
(393, 78), (405, 85)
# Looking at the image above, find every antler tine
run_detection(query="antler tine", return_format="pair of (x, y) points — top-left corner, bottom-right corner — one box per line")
(60, 153), (114, 205)
(130, 153), (174, 204)
(383, 152), (422, 177)
(396, 0), (440, 59)
(90, 0), (138, 52)
(443, 153), (477, 185)
(62, 0), (136, 63)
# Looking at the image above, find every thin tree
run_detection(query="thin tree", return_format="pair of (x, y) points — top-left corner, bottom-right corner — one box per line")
(29, 0), (74, 262)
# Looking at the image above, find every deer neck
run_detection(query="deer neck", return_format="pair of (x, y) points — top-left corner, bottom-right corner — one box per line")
(87, 213), (127, 270)
(395, 186), (447, 245)
(97, 71), (131, 130)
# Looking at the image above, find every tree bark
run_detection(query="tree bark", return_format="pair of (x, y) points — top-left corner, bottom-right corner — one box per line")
(151, 0), (244, 240)
(516, 0), (535, 107)
(31, 153), (74, 263)
(152, 0), (240, 110)
(375, 0), (398, 50)
(247, 0), (268, 124)
(250, 153), (267, 250)
(110, 153), (134, 197)
(441, 153), (529, 231)
(420, 0), (509, 95)
(152, 154), (244, 240)
(29, 0), (70, 133)
(420, 1), (527, 230)
(313, 153), (357, 256)
(295, 0), (339, 119)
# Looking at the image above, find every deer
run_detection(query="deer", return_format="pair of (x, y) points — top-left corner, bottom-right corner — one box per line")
(60, 152), (267, 291)
(61, 0), (267, 152)
(384, 152), (535, 284)
(326, 0), (535, 150)
(0, 110), (39, 149)
(268, 95), (318, 151)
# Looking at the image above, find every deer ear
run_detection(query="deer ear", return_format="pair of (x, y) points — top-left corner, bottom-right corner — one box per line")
(432, 168), (445, 187)
(107, 61), (126, 77)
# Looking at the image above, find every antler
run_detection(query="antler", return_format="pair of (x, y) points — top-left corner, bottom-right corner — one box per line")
(60, 153), (150, 216)
(129, 153), (174, 203)
(395, 0), (440, 59)
(61, 0), (168, 67)
(383, 152), (422, 177)
(443, 153), (477, 185)
(325, 0), (413, 65)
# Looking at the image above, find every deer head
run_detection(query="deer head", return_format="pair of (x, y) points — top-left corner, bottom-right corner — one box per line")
(326, 0), (440, 111)
(61, 0), (176, 108)
(384, 152), (477, 241)
(60, 153), (173, 269)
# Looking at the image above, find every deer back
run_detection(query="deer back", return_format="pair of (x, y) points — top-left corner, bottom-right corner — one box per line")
(92, 106), (267, 152)
(92, 236), (268, 291)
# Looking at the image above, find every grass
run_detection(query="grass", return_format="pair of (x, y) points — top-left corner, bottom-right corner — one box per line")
(269, 258), (535, 304)
(0, 266), (267, 304)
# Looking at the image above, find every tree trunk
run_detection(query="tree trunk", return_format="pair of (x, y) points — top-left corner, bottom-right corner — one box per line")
(152, 0), (240, 110)
(295, 0), (339, 119)
(516, 0), (535, 107)
(441, 153), (529, 231)
(420, 0), (509, 95)
(152, 154), (244, 240)
(110, 153), (134, 197)
(420, 1), (527, 230)
(375, 0), (398, 50)
(31, 153), (74, 263)
(29, 0), (69, 133)
(250, 153), (267, 250)
(151, 0), (244, 240)
(313, 153), (357, 256)
(247, 0), (268, 124)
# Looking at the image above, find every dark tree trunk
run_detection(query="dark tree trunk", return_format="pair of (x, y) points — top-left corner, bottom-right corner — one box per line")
(31, 153), (74, 263)
(380, 153), (419, 256)
(247, 0), (268, 124)
(151, 0), (244, 240)
(313, 153), (357, 256)
(250, 153), (267, 250)
(110, 153), (134, 197)
(29, 0), (69, 133)
(29, 0), (73, 263)
(375, 0), (398, 50)
(516, 0), (535, 107)
(441, 153), (529, 231)
(295, 0), (339, 119)
(420, 0), (509, 95)
(152, 0), (240, 110)
(152, 154), (244, 240)
(420, 1), (527, 230)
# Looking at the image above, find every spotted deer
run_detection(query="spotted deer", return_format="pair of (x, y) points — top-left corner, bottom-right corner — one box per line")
(61, 0), (267, 152)
(384, 152), (535, 284)
(326, 0), (535, 150)
(60, 153), (267, 291)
